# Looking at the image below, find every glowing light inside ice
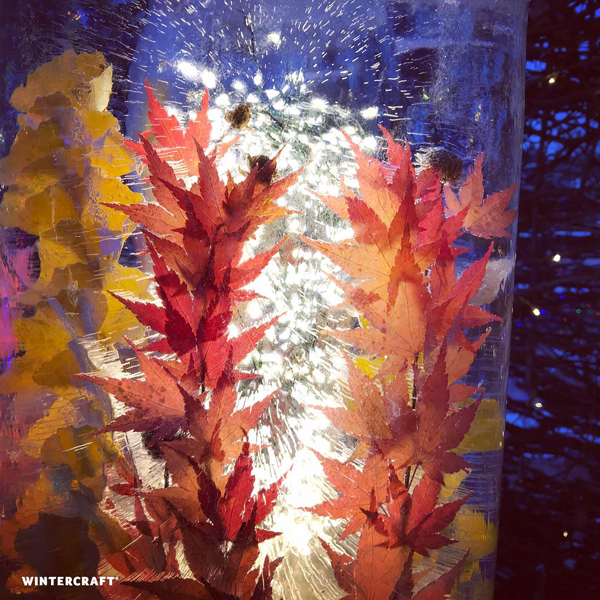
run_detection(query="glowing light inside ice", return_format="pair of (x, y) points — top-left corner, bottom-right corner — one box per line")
(201, 69), (217, 89)
(361, 106), (379, 119)
(267, 31), (282, 47)
(215, 93), (231, 107)
(311, 98), (328, 111)
(177, 60), (200, 80)
(232, 79), (246, 92)
(362, 135), (378, 150)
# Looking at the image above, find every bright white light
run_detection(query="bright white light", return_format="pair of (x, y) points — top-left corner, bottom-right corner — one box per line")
(207, 108), (222, 122)
(563, 530), (568, 537)
(267, 31), (282, 47)
(215, 93), (231, 107)
(363, 136), (377, 150)
(253, 71), (264, 87)
(549, 77), (556, 84)
(361, 106), (379, 119)
(311, 98), (328, 111)
(265, 89), (280, 100)
(532, 308), (541, 317)
(177, 60), (200, 80)
(272, 99), (285, 111)
(287, 217), (303, 234)
(553, 253), (561, 262)
(283, 106), (301, 116)
(535, 402), (543, 408)
(246, 299), (264, 320)
(232, 79), (246, 92)
(289, 70), (304, 84)
(165, 106), (182, 120)
(246, 93), (259, 104)
(201, 70), (217, 89)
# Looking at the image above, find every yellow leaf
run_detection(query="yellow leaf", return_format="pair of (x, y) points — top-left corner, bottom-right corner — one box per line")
(29, 184), (78, 234)
(83, 110), (121, 141)
(99, 265), (153, 342)
(22, 261), (96, 301)
(0, 121), (62, 186)
(354, 355), (386, 378)
(20, 391), (82, 458)
(1, 184), (77, 235)
(441, 470), (469, 500)
(457, 398), (504, 455)
(1, 308), (73, 393)
(89, 130), (136, 176)
(37, 228), (87, 276)
(452, 508), (498, 561)
(32, 349), (81, 390)
(41, 425), (115, 501)
(10, 50), (109, 114)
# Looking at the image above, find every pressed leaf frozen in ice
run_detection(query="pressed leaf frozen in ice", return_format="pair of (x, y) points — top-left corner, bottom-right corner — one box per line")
(82, 83), (301, 596)
(304, 128), (516, 599)
(444, 155), (517, 239)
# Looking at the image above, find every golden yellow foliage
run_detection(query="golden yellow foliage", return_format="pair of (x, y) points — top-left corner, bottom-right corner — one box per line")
(0, 50), (146, 583)
(453, 508), (499, 561)
(354, 355), (386, 378)
(458, 398), (504, 454)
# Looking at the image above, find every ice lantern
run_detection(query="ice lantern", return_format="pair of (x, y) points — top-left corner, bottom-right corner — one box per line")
(0, 1), (527, 599)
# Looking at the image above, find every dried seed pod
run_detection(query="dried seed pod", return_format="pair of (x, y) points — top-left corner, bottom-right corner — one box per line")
(248, 154), (278, 183)
(225, 103), (252, 129)
(417, 147), (463, 183)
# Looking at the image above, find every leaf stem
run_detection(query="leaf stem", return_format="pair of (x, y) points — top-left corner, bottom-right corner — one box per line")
(404, 357), (420, 490)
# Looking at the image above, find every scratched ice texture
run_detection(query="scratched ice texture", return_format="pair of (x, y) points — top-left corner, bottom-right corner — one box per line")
(0, 1), (526, 599)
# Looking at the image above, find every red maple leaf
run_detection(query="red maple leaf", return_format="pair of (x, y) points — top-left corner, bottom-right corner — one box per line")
(310, 453), (389, 539)
(444, 155), (517, 239)
(321, 232), (429, 377)
(124, 79), (212, 178)
(321, 498), (413, 600)
(372, 467), (471, 557)
(159, 443), (280, 598)
(378, 347), (480, 484)
(77, 339), (195, 445)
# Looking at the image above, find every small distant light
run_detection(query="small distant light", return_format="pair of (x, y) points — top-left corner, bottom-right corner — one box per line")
(267, 32), (282, 47)
(201, 70), (217, 89)
(548, 77), (556, 84)
(535, 402), (543, 408)
(363, 136), (378, 150)
(563, 531), (568, 538)
(311, 98), (328, 111)
(360, 106), (379, 120)
(215, 93), (230, 107)
(553, 253), (561, 262)
(177, 60), (201, 80)
(532, 308), (541, 317)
